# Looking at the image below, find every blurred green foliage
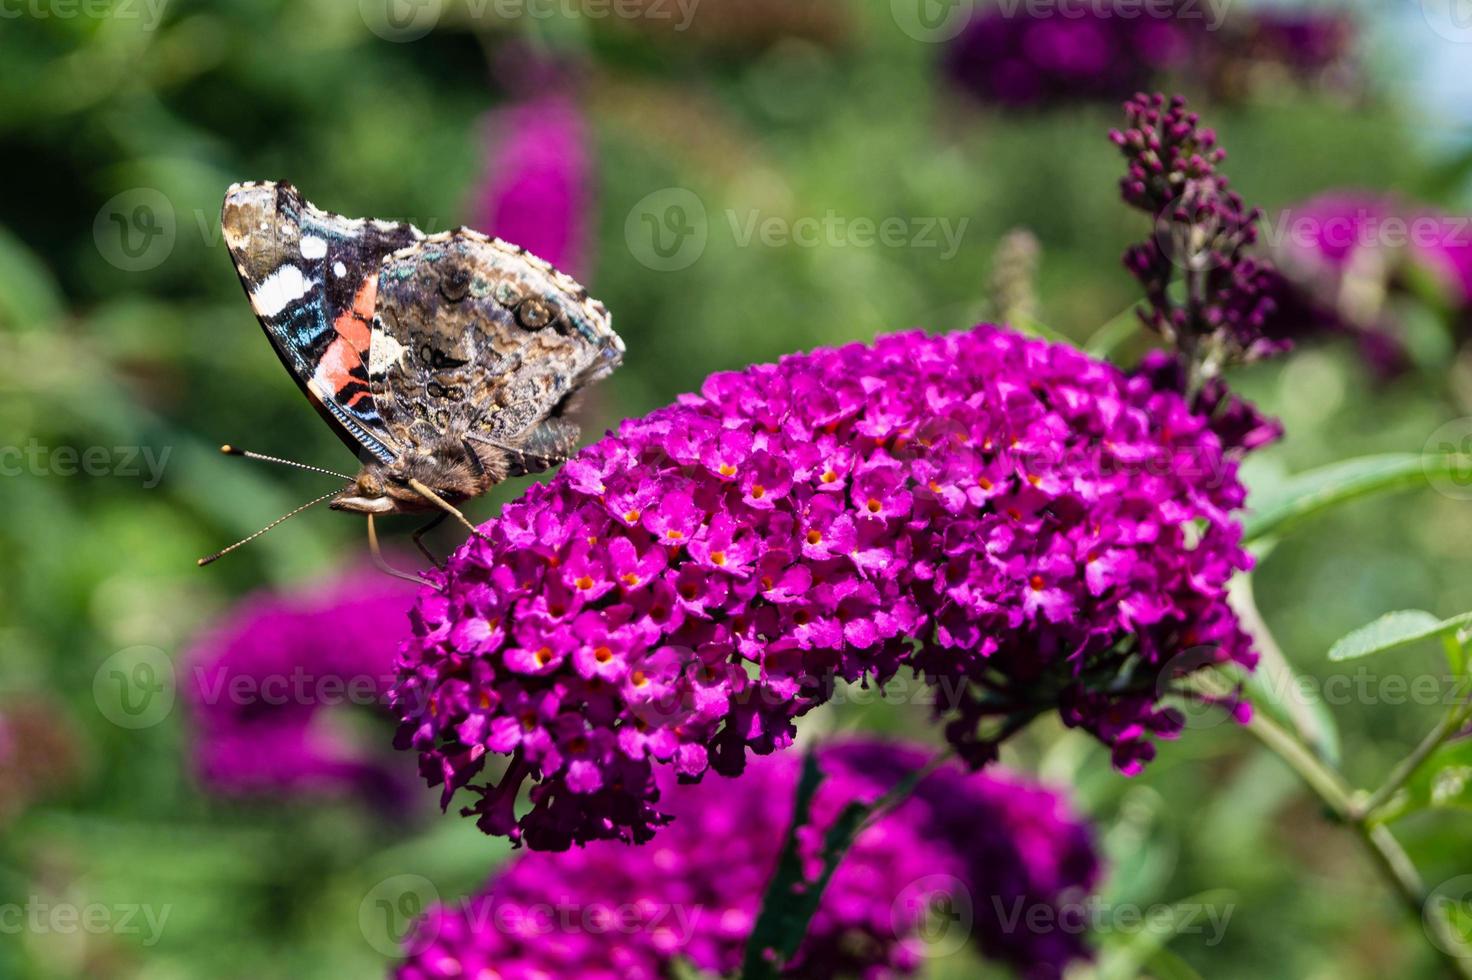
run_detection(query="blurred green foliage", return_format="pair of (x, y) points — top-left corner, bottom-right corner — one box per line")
(1, 1), (1470, 977)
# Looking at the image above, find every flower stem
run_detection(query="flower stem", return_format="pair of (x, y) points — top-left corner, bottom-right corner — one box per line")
(1235, 585), (1472, 979)
(1354, 687), (1472, 822)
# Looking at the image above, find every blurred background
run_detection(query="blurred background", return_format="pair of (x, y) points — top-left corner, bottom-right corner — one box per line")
(1, 0), (1471, 976)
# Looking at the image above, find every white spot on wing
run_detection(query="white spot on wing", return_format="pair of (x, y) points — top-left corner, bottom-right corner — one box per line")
(368, 331), (405, 378)
(333, 261), (347, 278)
(300, 235), (327, 260)
(251, 265), (312, 317)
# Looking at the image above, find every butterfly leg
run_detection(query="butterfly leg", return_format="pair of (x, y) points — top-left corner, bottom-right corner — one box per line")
(366, 513), (438, 589)
(412, 511), (449, 569)
(407, 478), (489, 541)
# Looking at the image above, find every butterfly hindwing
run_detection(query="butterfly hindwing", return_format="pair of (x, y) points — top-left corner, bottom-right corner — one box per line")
(221, 181), (424, 463)
(368, 230), (624, 476)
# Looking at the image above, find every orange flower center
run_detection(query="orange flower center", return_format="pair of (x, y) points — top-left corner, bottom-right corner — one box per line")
(534, 646), (554, 665)
(750, 484), (766, 499)
(631, 670), (649, 688)
(718, 463), (736, 477)
(1029, 575), (1045, 591)
(711, 551), (727, 566)
(865, 498), (881, 514)
(621, 572), (639, 586)
(821, 470), (838, 483)
(594, 646), (613, 663)
(624, 509), (641, 523)
(575, 575), (594, 590)
(806, 529), (822, 545)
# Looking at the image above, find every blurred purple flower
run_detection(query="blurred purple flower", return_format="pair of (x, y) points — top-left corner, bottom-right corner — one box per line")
(391, 325), (1257, 849)
(472, 94), (593, 280)
(944, 4), (1194, 108)
(1270, 191), (1472, 375)
(944, 4), (1358, 109)
(1209, 10), (1358, 98)
(184, 570), (417, 808)
(396, 738), (1100, 980)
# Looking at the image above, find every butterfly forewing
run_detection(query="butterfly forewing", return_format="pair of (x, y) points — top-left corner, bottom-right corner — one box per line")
(221, 181), (424, 463)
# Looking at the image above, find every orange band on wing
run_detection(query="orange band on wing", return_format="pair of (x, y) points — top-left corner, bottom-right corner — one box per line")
(313, 274), (378, 408)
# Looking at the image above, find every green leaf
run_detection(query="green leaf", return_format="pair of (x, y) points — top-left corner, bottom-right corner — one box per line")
(1327, 610), (1472, 663)
(1243, 453), (1472, 543)
(740, 751), (830, 980)
(740, 750), (936, 979)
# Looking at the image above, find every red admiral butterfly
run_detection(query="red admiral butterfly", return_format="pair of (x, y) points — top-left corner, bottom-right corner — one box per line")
(202, 182), (624, 576)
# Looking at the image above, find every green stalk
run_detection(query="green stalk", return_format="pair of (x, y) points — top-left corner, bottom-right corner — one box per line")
(1234, 584), (1472, 979)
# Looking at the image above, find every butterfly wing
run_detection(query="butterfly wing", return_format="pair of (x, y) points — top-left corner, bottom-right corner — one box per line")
(221, 181), (425, 463)
(368, 230), (624, 476)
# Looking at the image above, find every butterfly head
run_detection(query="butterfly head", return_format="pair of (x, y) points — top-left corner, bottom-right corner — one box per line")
(330, 440), (502, 514)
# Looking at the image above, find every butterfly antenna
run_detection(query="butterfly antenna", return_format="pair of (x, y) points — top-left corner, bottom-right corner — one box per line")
(220, 444), (355, 481)
(197, 487), (343, 567)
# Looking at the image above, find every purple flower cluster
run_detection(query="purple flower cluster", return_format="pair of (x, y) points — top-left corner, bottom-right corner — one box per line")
(396, 738), (1100, 980)
(391, 324), (1257, 849)
(1114, 93), (1287, 372)
(184, 570), (418, 808)
(472, 93), (592, 279)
